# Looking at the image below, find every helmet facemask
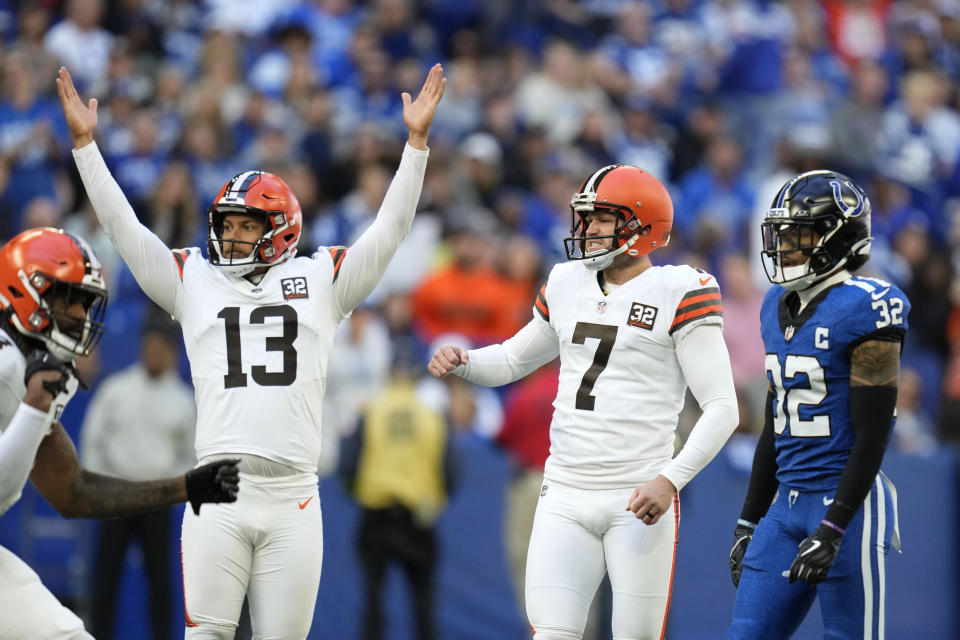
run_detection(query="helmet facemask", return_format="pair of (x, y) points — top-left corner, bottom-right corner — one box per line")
(563, 164), (672, 270)
(564, 195), (649, 271)
(761, 171), (873, 291)
(207, 171), (302, 276)
(208, 207), (294, 277)
(10, 271), (107, 360)
(761, 209), (871, 291)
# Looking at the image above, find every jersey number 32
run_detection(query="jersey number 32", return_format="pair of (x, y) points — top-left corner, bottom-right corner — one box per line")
(765, 353), (830, 437)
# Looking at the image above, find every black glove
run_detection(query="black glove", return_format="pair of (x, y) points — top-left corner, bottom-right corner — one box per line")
(788, 520), (844, 586)
(729, 521), (755, 588)
(24, 350), (72, 397)
(185, 459), (240, 515)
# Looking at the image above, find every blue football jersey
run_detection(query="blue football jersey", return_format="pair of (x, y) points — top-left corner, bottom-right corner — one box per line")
(760, 276), (910, 491)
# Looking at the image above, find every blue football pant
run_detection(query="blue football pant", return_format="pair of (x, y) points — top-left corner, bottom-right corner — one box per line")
(728, 475), (898, 639)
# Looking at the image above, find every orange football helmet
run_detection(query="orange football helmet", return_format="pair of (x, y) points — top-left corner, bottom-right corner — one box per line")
(207, 171), (303, 275)
(0, 228), (108, 360)
(564, 165), (673, 270)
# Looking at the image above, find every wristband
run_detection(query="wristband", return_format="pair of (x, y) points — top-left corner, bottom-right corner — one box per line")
(820, 519), (845, 535)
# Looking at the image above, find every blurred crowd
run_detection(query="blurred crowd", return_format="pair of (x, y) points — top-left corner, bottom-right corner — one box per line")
(2, 0), (960, 466)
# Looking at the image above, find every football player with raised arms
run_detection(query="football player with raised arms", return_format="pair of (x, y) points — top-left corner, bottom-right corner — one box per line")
(57, 63), (445, 638)
(0, 228), (239, 639)
(429, 165), (740, 639)
(726, 171), (909, 639)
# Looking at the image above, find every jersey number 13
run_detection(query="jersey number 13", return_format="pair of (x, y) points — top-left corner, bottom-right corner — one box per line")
(218, 305), (298, 388)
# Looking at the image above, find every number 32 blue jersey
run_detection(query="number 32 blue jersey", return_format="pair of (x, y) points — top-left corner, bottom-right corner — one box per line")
(760, 276), (910, 491)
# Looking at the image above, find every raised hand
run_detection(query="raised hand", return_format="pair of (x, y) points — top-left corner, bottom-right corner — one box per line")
(55, 66), (98, 149)
(402, 63), (446, 150)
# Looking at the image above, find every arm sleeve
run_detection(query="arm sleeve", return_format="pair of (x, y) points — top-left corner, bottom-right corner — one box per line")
(739, 391), (779, 524)
(825, 385), (898, 529)
(660, 323), (739, 491)
(454, 317), (560, 388)
(0, 403), (52, 515)
(332, 144), (429, 316)
(72, 142), (182, 317)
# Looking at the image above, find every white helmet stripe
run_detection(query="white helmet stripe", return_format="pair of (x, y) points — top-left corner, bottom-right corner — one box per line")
(581, 164), (619, 194)
(220, 171), (262, 205)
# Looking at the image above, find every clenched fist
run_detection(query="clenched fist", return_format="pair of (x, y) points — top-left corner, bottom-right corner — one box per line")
(427, 344), (469, 378)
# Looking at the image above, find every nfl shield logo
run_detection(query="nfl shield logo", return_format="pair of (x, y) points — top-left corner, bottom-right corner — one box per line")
(784, 325), (795, 340)
(597, 300), (608, 314)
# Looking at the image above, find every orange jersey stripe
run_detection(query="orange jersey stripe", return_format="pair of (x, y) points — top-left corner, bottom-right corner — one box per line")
(670, 304), (723, 329)
(535, 297), (549, 320)
(535, 284), (549, 320)
(328, 246), (347, 282)
(675, 292), (721, 310)
(172, 250), (187, 280)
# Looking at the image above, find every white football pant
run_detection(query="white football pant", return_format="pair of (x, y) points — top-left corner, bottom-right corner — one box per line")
(525, 482), (679, 640)
(0, 545), (93, 639)
(181, 472), (323, 639)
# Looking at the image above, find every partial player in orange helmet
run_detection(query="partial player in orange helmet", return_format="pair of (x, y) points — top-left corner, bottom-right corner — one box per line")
(0, 227), (108, 361)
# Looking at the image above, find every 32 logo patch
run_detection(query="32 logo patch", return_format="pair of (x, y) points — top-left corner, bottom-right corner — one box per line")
(281, 277), (309, 300)
(627, 302), (658, 330)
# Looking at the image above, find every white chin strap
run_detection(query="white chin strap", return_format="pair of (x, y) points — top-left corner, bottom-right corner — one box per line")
(218, 262), (261, 278)
(8, 313), (79, 360)
(44, 337), (80, 362)
(211, 240), (261, 277)
(582, 235), (636, 271)
(778, 261), (844, 292)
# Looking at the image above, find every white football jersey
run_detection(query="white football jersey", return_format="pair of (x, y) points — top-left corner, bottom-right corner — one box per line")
(0, 328), (27, 431)
(538, 262), (723, 489)
(73, 141), (429, 474)
(173, 247), (354, 471)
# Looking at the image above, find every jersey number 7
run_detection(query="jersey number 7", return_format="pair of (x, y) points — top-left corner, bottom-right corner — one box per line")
(572, 322), (618, 411)
(765, 353), (831, 437)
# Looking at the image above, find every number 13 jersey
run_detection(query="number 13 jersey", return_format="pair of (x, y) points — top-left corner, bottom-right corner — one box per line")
(174, 248), (349, 471)
(73, 141), (429, 474)
(539, 261), (723, 489)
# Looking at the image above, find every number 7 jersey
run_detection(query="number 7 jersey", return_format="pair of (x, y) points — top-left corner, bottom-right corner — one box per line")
(539, 261), (723, 489)
(761, 276), (910, 491)
(173, 246), (350, 472)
